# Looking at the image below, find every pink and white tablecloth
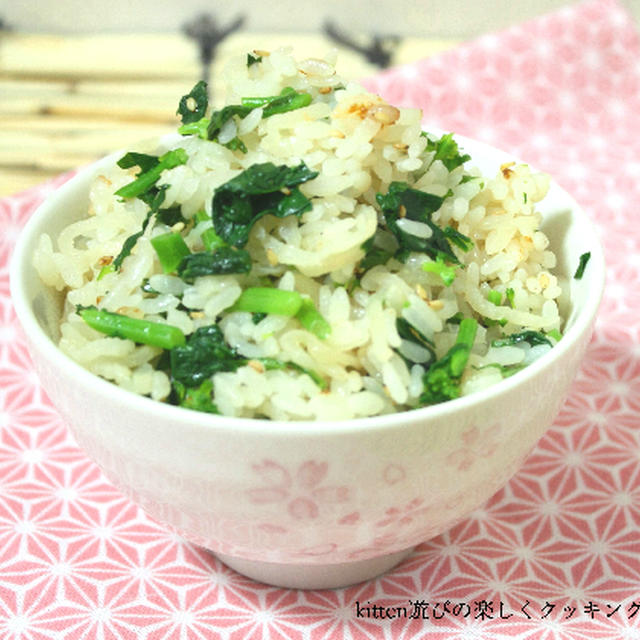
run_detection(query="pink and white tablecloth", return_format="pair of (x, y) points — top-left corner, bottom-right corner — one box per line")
(1, 0), (639, 637)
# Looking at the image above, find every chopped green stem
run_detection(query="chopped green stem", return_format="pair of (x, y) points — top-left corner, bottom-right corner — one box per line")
(422, 256), (458, 286)
(505, 287), (515, 308)
(241, 87), (312, 116)
(296, 298), (331, 340)
(420, 317), (477, 405)
(546, 328), (562, 342)
(574, 252), (591, 279)
(487, 290), (502, 305)
(78, 306), (186, 349)
(449, 317), (478, 375)
(201, 228), (226, 251)
(178, 118), (210, 139)
(115, 149), (188, 199)
(194, 210), (210, 223)
(97, 264), (115, 280)
(231, 288), (303, 316)
(151, 232), (191, 274)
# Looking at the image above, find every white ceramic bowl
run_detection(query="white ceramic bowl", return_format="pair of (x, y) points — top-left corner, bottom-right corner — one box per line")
(10, 136), (605, 589)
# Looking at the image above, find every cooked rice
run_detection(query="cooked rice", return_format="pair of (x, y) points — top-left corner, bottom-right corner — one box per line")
(34, 48), (564, 421)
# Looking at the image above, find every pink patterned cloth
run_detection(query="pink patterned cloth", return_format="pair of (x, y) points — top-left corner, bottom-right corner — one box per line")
(1, 0), (639, 636)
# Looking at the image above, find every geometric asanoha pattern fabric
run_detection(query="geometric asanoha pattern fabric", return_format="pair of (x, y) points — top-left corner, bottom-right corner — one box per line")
(2, 0), (640, 637)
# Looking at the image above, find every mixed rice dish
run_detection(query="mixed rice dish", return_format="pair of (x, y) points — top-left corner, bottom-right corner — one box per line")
(34, 49), (565, 421)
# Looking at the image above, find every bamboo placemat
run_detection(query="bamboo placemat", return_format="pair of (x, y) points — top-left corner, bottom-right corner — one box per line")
(0, 31), (456, 197)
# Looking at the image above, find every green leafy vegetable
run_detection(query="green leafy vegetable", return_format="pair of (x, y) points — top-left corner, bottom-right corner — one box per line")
(247, 52), (263, 66)
(177, 81), (208, 125)
(141, 278), (161, 295)
(112, 229), (145, 270)
(473, 362), (526, 378)
(574, 252), (591, 279)
(353, 234), (394, 279)
(169, 324), (327, 395)
(376, 182), (463, 264)
(151, 232), (191, 274)
(77, 306), (186, 350)
(172, 378), (219, 413)
(116, 152), (158, 174)
(206, 104), (252, 141)
(259, 358), (328, 391)
(423, 132), (471, 171)
(446, 312), (465, 325)
(420, 317), (477, 405)
(109, 150), (189, 271)
(212, 162), (318, 248)
(177, 247), (252, 282)
(112, 211), (153, 270)
(170, 325), (243, 387)
(176, 83), (313, 149)
(206, 87), (312, 144)
(491, 330), (552, 348)
(155, 206), (185, 227)
(395, 318), (436, 366)
(443, 226), (473, 252)
(482, 316), (508, 328)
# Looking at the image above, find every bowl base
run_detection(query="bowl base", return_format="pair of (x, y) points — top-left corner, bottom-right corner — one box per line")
(215, 546), (416, 590)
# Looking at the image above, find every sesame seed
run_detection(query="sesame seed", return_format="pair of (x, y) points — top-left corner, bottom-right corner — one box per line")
(248, 360), (265, 373)
(266, 248), (279, 266)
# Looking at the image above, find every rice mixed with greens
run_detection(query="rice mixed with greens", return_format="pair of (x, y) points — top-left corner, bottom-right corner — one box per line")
(34, 49), (564, 421)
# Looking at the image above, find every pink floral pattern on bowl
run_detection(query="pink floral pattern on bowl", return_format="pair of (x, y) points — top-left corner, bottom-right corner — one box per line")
(446, 423), (502, 471)
(246, 459), (350, 520)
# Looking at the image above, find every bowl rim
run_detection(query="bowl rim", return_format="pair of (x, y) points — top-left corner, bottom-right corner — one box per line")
(9, 134), (606, 437)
